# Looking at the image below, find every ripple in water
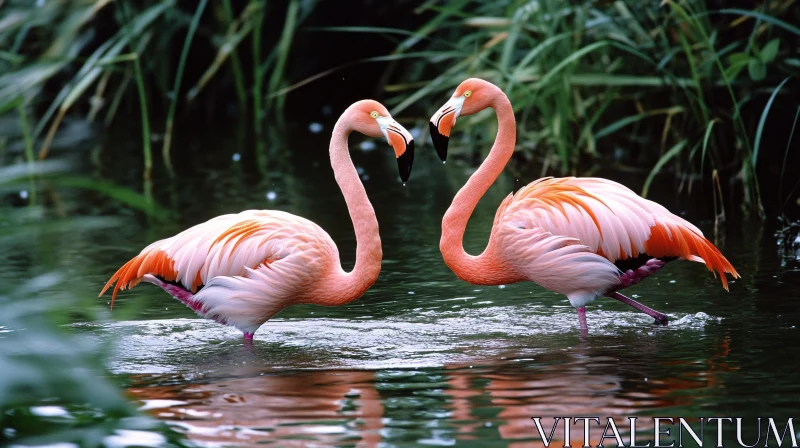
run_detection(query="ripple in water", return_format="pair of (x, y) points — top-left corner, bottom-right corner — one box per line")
(76, 305), (714, 375)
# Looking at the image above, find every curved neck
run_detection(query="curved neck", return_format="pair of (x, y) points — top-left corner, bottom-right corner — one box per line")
(317, 113), (382, 304)
(440, 92), (516, 285)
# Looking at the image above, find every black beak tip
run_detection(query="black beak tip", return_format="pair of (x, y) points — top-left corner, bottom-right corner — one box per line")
(397, 139), (414, 183)
(429, 121), (449, 162)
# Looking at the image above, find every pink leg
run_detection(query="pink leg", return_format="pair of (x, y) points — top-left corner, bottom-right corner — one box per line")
(610, 291), (668, 326)
(243, 332), (254, 340)
(142, 275), (230, 326)
(143, 274), (198, 309)
(577, 306), (588, 333)
(617, 258), (667, 289)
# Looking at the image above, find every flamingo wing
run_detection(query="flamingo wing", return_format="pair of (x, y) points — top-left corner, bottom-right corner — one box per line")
(99, 210), (338, 332)
(494, 224), (621, 307)
(498, 177), (739, 289)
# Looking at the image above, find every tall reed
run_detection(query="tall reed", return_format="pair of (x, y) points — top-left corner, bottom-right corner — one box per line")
(348, 0), (798, 217)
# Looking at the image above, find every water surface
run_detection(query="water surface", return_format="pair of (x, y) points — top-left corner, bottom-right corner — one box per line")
(3, 126), (799, 446)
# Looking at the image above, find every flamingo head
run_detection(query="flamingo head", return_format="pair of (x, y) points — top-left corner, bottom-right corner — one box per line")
(349, 100), (415, 183)
(429, 78), (496, 162)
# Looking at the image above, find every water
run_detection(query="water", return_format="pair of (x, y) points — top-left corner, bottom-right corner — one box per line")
(2, 126), (799, 446)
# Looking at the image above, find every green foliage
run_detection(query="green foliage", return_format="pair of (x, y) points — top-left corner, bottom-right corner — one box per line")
(0, 0), (315, 174)
(368, 0), (798, 216)
(0, 157), (180, 444)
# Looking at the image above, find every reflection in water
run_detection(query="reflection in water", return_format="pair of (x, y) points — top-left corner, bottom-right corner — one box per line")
(124, 333), (736, 446)
(129, 370), (382, 446)
(443, 335), (737, 447)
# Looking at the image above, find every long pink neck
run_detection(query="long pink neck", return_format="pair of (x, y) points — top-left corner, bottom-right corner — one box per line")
(316, 111), (382, 305)
(440, 90), (517, 285)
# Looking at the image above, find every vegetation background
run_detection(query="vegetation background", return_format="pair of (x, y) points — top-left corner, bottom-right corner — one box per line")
(1, 0), (798, 444)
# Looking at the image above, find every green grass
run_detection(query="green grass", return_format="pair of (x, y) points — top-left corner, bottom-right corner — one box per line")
(162, 0), (209, 177)
(352, 0), (798, 217)
(0, 0), (313, 177)
(0, 0), (795, 217)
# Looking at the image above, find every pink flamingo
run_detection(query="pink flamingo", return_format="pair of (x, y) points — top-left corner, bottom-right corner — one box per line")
(100, 100), (414, 340)
(429, 78), (739, 332)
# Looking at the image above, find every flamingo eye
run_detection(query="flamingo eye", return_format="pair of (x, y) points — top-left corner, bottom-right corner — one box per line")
(464, 90), (472, 98)
(370, 111), (379, 119)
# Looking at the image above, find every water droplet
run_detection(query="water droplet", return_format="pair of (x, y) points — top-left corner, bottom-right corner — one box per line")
(266, 191), (277, 201)
(644, 378), (648, 381)
(361, 174), (370, 181)
(321, 105), (333, 116)
(442, 161), (446, 164)
(498, 285), (506, 289)
(308, 122), (323, 134)
(669, 280), (676, 284)
(232, 153), (241, 162)
(408, 291), (415, 295)
(410, 127), (422, 139)
(19, 190), (28, 200)
(359, 140), (376, 151)
(402, 183), (406, 187)
(31, 406), (69, 417)
(356, 166), (365, 175)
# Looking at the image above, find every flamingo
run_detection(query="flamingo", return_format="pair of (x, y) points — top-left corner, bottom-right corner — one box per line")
(428, 78), (739, 332)
(99, 100), (414, 340)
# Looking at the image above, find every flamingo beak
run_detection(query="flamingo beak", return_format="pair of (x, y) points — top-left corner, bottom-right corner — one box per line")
(378, 116), (415, 183)
(429, 96), (464, 162)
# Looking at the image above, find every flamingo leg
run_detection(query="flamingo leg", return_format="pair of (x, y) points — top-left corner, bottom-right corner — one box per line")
(143, 275), (199, 309)
(142, 275), (235, 328)
(242, 332), (255, 353)
(577, 306), (588, 333)
(609, 292), (668, 326)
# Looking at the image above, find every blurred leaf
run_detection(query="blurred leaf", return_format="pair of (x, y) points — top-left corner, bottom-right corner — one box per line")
(700, 119), (718, 174)
(49, 176), (170, 220)
(760, 38), (780, 63)
(727, 52), (750, 65)
(0, 160), (69, 185)
(0, 274), (179, 446)
(753, 77), (791, 168)
(724, 59), (749, 80)
(712, 9), (800, 38)
(748, 58), (766, 81)
(533, 41), (610, 88)
(642, 140), (687, 198)
(595, 107), (683, 140)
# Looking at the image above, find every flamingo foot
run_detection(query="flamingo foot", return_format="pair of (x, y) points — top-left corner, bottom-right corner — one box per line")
(243, 332), (254, 340)
(577, 306), (588, 335)
(610, 292), (668, 326)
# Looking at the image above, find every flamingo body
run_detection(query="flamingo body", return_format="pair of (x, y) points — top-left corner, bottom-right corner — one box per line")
(101, 210), (340, 334)
(100, 100), (415, 338)
(487, 177), (737, 308)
